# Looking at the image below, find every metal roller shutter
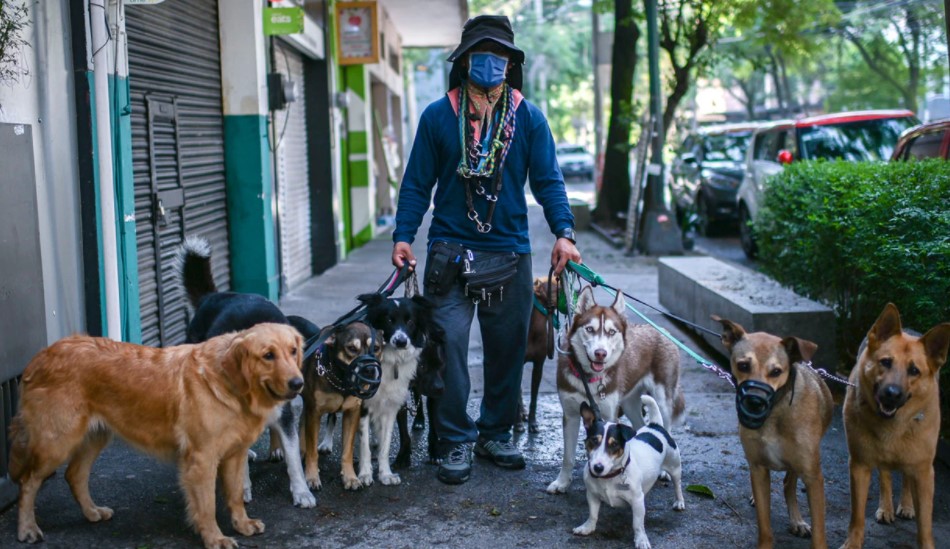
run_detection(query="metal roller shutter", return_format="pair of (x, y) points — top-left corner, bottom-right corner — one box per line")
(127, 0), (229, 347)
(274, 41), (313, 290)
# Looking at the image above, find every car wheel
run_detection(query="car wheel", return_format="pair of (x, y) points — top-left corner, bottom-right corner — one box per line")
(739, 204), (757, 259)
(696, 196), (712, 236)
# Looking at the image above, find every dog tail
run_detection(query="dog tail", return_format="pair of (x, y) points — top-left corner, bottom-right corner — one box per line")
(639, 395), (664, 428)
(178, 235), (216, 308)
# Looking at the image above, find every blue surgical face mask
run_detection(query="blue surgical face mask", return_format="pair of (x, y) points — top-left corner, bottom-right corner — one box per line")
(468, 52), (508, 88)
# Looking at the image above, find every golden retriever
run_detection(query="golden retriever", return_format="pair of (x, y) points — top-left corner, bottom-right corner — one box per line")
(9, 323), (304, 549)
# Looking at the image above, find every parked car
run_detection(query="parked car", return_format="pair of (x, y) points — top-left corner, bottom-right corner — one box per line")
(890, 118), (950, 161)
(736, 109), (919, 258)
(556, 144), (595, 181)
(669, 122), (759, 235)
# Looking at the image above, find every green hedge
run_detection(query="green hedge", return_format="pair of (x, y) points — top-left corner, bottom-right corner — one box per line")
(754, 160), (950, 391)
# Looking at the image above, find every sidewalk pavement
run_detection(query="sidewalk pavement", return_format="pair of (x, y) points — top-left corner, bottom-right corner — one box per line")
(1, 205), (947, 549)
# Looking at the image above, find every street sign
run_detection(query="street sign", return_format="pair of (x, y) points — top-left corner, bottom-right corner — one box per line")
(263, 7), (305, 36)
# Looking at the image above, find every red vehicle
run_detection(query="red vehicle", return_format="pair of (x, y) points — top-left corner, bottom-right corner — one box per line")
(890, 119), (950, 161)
(737, 109), (919, 258)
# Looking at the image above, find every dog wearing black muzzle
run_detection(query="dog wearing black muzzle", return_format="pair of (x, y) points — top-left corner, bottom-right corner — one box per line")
(712, 315), (833, 549)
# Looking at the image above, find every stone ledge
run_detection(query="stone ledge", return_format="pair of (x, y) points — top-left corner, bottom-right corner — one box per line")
(658, 256), (837, 368)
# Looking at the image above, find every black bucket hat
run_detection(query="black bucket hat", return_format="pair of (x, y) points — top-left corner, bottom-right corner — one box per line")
(447, 15), (525, 90)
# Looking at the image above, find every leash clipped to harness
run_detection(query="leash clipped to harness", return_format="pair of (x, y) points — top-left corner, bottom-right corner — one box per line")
(302, 264), (414, 399)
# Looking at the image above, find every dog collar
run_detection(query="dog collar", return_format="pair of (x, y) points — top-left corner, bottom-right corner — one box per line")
(568, 354), (602, 383)
(589, 455), (630, 480)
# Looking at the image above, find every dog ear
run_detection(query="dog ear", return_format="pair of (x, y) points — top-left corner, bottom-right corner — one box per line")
(357, 293), (384, 307)
(781, 336), (817, 365)
(576, 285), (596, 315)
(868, 303), (903, 350)
(223, 335), (251, 396)
(411, 294), (435, 310)
(610, 291), (627, 318)
(293, 330), (304, 371)
(920, 323), (950, 373)
(580, 401), (597, 431)
(711, 315), (746, 350)
(615, 424), (637, 445)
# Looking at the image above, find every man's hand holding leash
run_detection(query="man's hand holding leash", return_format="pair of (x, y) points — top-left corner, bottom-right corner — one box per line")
(552, 237), (581, 276)
(392, 242), (417, 271)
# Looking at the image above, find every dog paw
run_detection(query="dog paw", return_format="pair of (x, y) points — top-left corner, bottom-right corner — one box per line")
(748, 495), (755, 507)
(634, 533), (652, 549)
(546, 478), (570, 494)
(204, 535), (238, 549)
(242, 486), (253, 503)
(293, 490), (317, 508)
(572, 524), (595, 536)
(380, 472), (401, 486)
(896, 504), (915, 520)
(358, 472), (375, 487)
(82, 505), (114, 522)
(269, 448), (285, 462)
(306, 476), (322, 491)
(428, 455), (444, 465)
(232, 517), (265, 537)
(658, 471), (672, 483)
(17, 523), (44, 544)
(672, 500), (685, 511)
(513, 421), (526, 433)
(789, 521), (812, 538)
(247, 449), (258, 462)
(875, 507), (895, 524)
(317, 441), (333, 454)
(528, 423), (540, 434)
(342, 475), (363, 491)
(394, 454), (411, 468)
(412, 419), (425, 431)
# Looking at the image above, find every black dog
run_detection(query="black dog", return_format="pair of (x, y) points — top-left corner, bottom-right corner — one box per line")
(179, 235), (316, 508)
(356, 293), (446, 472)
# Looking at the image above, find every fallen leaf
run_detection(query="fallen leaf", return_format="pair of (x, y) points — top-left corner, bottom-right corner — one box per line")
(686, 484), (715, 499)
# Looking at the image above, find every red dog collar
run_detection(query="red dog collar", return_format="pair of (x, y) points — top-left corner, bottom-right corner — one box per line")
(568, 354), (602, 384)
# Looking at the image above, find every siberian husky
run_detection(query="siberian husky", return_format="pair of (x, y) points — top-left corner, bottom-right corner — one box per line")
(547, 285), (685, 494)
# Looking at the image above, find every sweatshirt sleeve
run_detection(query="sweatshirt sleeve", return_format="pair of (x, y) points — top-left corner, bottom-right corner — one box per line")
(526, 106), (574, 236)
(393, 107), (439, 245)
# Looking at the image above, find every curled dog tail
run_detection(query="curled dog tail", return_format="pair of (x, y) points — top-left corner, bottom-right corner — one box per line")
(640, 395), (664, 429)
(178, 235), (216, 308)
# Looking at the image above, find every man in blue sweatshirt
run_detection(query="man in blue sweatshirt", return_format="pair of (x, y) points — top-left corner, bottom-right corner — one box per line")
(391, 15), (581, 485)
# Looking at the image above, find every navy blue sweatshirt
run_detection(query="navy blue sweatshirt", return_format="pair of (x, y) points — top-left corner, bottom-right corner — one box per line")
(393, 92), (574, 253)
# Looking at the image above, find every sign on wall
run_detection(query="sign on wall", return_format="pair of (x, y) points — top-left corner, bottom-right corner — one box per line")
(264, 7), (305, 36)
(336, 1), (378, 66)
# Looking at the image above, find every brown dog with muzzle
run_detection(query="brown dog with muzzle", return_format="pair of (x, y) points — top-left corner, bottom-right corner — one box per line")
(712, 315), (833, 549)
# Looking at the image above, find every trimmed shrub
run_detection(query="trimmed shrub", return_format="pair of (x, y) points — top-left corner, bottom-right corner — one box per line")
(754, 160), (950, 428)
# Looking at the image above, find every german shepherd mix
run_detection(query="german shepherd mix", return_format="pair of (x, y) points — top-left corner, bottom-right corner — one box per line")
(10, 324), (303, 549)
(840, 303), (950, 549)
(713, 316), (832, 549)
(547, 285), (684, 494)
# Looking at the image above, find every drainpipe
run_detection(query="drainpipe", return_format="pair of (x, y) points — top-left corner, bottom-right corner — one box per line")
(90, 1), (122, 340)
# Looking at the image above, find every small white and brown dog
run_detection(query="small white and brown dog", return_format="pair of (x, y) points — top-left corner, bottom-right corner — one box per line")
(573, 395), (685, 549)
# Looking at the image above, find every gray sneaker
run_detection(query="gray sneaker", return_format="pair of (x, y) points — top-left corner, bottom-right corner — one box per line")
(474, 438), (526, 470)
(437, 443), (473, 485)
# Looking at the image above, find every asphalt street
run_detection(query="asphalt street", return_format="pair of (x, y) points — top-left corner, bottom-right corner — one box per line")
(0, 193), (947, 549)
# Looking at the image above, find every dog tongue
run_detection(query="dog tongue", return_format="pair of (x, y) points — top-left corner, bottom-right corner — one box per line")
(590, 361), (605, 372)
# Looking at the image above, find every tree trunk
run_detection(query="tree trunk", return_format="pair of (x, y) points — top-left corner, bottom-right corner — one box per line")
(662, 65), (691, 141)
(594, 0), (640, 226)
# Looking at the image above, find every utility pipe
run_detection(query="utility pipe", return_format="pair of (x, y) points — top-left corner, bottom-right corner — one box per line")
(90, 0), (122, 340)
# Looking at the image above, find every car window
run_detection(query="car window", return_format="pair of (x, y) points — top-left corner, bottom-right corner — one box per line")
(754, 131), (783, 161)
(557, 146), (587, 155)
(798, 117), (918, 161)
(905, 129), (946, 160)
(703, 132), (751, 162)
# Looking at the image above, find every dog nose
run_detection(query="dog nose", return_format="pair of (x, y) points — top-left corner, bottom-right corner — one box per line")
(592, 463), (604, 475)
(880, 384), (903, 404)
(393, 334), (408, 348)
(288, 377), (304, 393)
(594, 350), (607, 361)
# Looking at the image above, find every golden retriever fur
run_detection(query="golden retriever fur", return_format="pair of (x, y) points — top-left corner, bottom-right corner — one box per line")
(840, 303), (950, 549)
(9, 323), (304, 549)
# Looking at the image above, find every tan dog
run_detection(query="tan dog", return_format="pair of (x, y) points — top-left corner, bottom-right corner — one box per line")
(9, 323), (304, 549)
(301, 321), (380, 491)
(516, 276), (559, 433)
(840, 303), (950, 549)
(712, 316), (832, 549)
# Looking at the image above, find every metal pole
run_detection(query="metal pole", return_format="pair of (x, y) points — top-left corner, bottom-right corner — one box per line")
(639, 0), (683, 255)
(592, 7), (603, 185)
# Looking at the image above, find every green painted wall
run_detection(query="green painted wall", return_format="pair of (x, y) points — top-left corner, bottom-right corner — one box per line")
(223, 114), (279, 301)
(109, 74), (141, 343)
(343, 64), (371, 248)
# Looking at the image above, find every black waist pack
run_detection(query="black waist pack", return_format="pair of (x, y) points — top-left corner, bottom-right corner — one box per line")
(460, 249), (519, 305)
(425, 241), (465, 296)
